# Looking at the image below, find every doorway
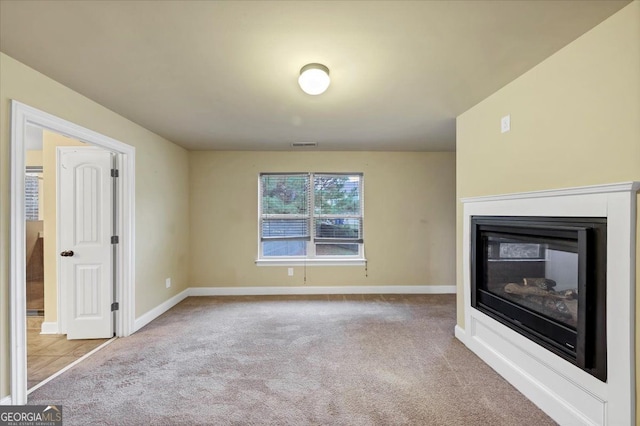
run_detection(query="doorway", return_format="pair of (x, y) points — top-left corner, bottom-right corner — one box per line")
(24, 130), (114, 389)
(10, 100), (136, 405)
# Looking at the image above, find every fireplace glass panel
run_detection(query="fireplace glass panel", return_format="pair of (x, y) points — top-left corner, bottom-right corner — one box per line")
(484, 235), (578, 329)
(471, 216), (607, 381)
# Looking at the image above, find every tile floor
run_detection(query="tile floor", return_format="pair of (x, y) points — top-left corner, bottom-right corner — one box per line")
(27, 317), (109, 389)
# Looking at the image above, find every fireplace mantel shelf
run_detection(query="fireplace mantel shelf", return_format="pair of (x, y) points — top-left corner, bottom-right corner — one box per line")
(461, 181), (640, 204)
(458, 181), (638, 426)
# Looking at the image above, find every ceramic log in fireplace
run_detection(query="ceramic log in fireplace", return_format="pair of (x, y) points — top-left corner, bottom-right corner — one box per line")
(470, 216), (607, 381)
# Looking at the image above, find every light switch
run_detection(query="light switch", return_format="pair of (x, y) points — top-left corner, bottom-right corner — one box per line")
(501, 115), (511, 133)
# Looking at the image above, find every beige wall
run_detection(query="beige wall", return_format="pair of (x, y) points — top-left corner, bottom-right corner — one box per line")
(456, 0), (640, 419)
(0, 52), (190, 400)
(26, 151), (42, 168)
(41, 131), (87, 324)
(189, 151), (456, 288)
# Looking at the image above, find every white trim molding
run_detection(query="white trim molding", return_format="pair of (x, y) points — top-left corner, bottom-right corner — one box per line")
(134, 289), (190, 332)
(256, 258), (367, 267)
(460, 182), (638, 426)
(39, 322), (59, 335)
(188, 285), (456, 296)
(9, 100), (136, 405)
(460, 181), (640, 204)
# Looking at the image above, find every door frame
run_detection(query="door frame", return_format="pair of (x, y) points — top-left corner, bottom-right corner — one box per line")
(10, 100), (136, 404)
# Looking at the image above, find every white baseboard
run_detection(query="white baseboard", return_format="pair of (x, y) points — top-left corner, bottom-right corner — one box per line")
(188, 285), (456, 296)
(454, 324), (466, 343)
(1, 394), (12, 405)
(134, 289), (190, 332)
(40, 322), (58, 334)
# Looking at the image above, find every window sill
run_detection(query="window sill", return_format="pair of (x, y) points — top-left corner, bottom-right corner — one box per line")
(256, 258), (366, 267)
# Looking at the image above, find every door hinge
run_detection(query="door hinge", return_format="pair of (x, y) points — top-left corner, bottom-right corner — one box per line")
(111, 302), (119, 311)
(111, 236), (119, 244)
(111, 169), (119, 178)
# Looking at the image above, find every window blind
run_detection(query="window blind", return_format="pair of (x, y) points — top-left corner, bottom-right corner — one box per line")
(313, 174), (363, 243)
(260, 173), (310, 242)
(259, 172), (364, 259)
(25, 174), (40, 221)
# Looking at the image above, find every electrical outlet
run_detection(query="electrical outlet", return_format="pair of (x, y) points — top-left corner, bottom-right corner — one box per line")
(501, 114), (511, 133)
(165, 278), (171, 288)
(288, 268), (294, 276)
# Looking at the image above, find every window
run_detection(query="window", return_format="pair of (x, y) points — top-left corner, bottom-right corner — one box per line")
(25, 167), (43, 221)
(258, 172), (364, 265)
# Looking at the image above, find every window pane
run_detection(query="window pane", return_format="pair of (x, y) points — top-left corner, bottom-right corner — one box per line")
(263, 241), (307, 257)
(261, 175), (309, 215)
(314, 175), (360, 215)
(316, 243), (359, 256)
(262, 219), (309, 239)
(258, 172), (364, 261)
(315, 218), (361, 239)
(25, 174), (40, 221)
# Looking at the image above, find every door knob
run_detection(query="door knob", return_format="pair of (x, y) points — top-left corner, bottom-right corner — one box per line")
(60, 250), (74, 257)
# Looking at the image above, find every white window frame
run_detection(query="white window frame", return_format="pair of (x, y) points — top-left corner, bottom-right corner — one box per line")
(256, 172), (366, 266)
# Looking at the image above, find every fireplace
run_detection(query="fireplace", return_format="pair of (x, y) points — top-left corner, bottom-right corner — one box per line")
(459, 182), (638, 425)
(470, 216), (607, 381)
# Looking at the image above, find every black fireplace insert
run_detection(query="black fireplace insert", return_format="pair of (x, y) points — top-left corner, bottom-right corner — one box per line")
(471, 216), (607, 381)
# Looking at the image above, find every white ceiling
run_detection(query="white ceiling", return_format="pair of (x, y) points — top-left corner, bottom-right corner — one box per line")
(0, 0), (630, 151)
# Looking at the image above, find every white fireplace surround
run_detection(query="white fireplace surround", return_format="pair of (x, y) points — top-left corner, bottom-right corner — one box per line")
(456, 182), (639, 426)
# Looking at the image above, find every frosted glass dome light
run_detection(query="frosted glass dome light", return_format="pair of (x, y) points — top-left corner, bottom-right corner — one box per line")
(298, 63), (330, 95)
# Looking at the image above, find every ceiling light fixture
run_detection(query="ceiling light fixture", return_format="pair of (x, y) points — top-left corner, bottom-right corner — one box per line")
(298, 63), (330, 95)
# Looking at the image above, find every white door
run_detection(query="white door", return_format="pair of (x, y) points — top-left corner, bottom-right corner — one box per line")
(59, 147), (114, 339)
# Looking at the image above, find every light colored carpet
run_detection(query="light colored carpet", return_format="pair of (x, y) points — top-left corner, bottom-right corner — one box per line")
(28, 294), (556, 425)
